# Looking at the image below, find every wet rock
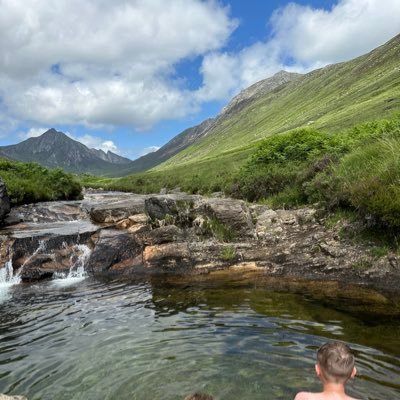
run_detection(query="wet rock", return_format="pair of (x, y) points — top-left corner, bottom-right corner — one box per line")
(4, 201), (85, 224)
(18, 242), (95, 281)
(143, 242), (191, 270)
(90, 198), (146, 223)
(86, 229), (143, 273)
(0, 178), (10, 224)
(200, 198), (254, 238)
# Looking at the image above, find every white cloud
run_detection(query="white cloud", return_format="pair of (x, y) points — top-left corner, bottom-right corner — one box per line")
(139, 146), (161, 157)
(18, 127), (49, 140)
(270, 0), (400, 65)
(67, 133), (120, 154)
(0, 0), (236, 129)
(196, 0), (400, 102)
(0, 0), (399, 137)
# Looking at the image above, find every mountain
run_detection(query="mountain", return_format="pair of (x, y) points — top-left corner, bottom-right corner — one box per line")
(116, 118), (215, 175)
(155, 33), (400, 170)
(0, 129), (131, 175)
(89, 148), (131, 164)
(115, 71), (301, 176)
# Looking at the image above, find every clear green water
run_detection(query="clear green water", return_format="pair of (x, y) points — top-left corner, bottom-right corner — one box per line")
(0, 274), (399, 400)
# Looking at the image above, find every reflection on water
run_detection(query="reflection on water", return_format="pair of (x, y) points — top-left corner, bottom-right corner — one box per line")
(0, 274), (399, 400)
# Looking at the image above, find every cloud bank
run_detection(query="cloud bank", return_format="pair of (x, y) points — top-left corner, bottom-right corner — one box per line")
(197, 0), (400, 101)
(0, 0), (399, 133)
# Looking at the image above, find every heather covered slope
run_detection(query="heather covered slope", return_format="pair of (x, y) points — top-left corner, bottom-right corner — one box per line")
(157, 33), (400, 170)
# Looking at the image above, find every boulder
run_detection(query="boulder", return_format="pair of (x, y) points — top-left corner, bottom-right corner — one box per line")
(0, 178), (10, 223)
(141, 225), (184, 245)
(86, 230), (142, 272)
(145, 194), (199, 225)
(200, 198), (254, 238)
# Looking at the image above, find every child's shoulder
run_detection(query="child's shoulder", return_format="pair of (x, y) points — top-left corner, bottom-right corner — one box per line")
(294, 392), (360, 400)
(294, 391), (323, 400)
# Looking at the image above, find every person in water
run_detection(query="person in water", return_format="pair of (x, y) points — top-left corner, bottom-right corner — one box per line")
(184, 392), (214, 400)
(295, 341), (359, 400)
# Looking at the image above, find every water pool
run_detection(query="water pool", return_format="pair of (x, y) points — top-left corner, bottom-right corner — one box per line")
(1, 274), (399, 400)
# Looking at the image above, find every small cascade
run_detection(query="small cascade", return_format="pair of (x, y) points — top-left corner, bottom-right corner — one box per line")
(0, 259), (21, 302)
(20, 239), (47, 269)
(53, 244), (92, 286)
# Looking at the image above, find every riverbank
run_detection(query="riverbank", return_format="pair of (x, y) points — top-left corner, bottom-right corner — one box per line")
(1, 190), (400, 295)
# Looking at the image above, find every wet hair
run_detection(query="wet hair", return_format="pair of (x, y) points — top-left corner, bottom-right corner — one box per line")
(184, 393), (214, 400)
(317, 341), (355, 383)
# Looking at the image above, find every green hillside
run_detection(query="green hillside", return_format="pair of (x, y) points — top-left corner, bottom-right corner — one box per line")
(157, 33), (400, 170)
(81, 34), (400, 232)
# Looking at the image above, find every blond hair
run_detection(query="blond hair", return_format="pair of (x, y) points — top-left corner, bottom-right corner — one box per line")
(317, 341), (355, 383)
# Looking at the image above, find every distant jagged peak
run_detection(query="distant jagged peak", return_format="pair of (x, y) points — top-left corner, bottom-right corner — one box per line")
(221, 70), (302, 117)
(41, 128), (65, 136)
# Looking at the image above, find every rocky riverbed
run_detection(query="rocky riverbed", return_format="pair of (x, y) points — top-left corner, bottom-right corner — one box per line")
(1, 190), (400, 293)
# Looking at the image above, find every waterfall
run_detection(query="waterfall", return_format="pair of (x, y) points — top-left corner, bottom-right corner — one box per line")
(53, 244), (91, 286)
(0, 259), (21, 303)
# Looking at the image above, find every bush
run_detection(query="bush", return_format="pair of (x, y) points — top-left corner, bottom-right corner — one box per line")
(0, 159), (82, 205)
(330, 136), (400, 226)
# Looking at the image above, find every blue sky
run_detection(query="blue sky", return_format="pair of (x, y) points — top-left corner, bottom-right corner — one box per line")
(0, 0), (399, 159)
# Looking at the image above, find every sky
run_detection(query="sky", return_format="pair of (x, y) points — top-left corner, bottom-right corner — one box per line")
(0, 0), (399, 160)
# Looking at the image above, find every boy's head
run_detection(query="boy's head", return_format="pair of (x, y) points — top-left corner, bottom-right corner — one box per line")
(184, 393), (214, 400)
(316, 341), (356, 384)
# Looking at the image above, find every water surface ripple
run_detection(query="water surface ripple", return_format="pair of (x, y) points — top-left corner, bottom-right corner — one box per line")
(0, 276), (399, 400)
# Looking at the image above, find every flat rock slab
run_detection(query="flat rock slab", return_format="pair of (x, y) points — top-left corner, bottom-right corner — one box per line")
(89, 198), (147, 223)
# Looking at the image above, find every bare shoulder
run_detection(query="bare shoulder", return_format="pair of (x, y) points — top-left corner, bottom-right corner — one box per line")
(294, 392), (320, 400)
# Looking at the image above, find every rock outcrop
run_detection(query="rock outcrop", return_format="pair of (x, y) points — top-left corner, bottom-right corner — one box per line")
(1, 191), (400, 293)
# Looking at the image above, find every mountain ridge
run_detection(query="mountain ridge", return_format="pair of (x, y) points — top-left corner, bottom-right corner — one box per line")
(156, 33), (400, 170)
(0, 129), (131, 175)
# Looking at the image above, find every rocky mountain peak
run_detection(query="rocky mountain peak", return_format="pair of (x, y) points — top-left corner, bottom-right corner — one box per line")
(221, 70), (302, 117)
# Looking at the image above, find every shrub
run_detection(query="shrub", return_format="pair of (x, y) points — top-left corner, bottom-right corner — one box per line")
(0, 159), (82, 205)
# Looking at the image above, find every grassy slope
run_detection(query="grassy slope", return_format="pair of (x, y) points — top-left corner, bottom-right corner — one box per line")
(80, 145), (253, 194)
(157, 34), (400, 170)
